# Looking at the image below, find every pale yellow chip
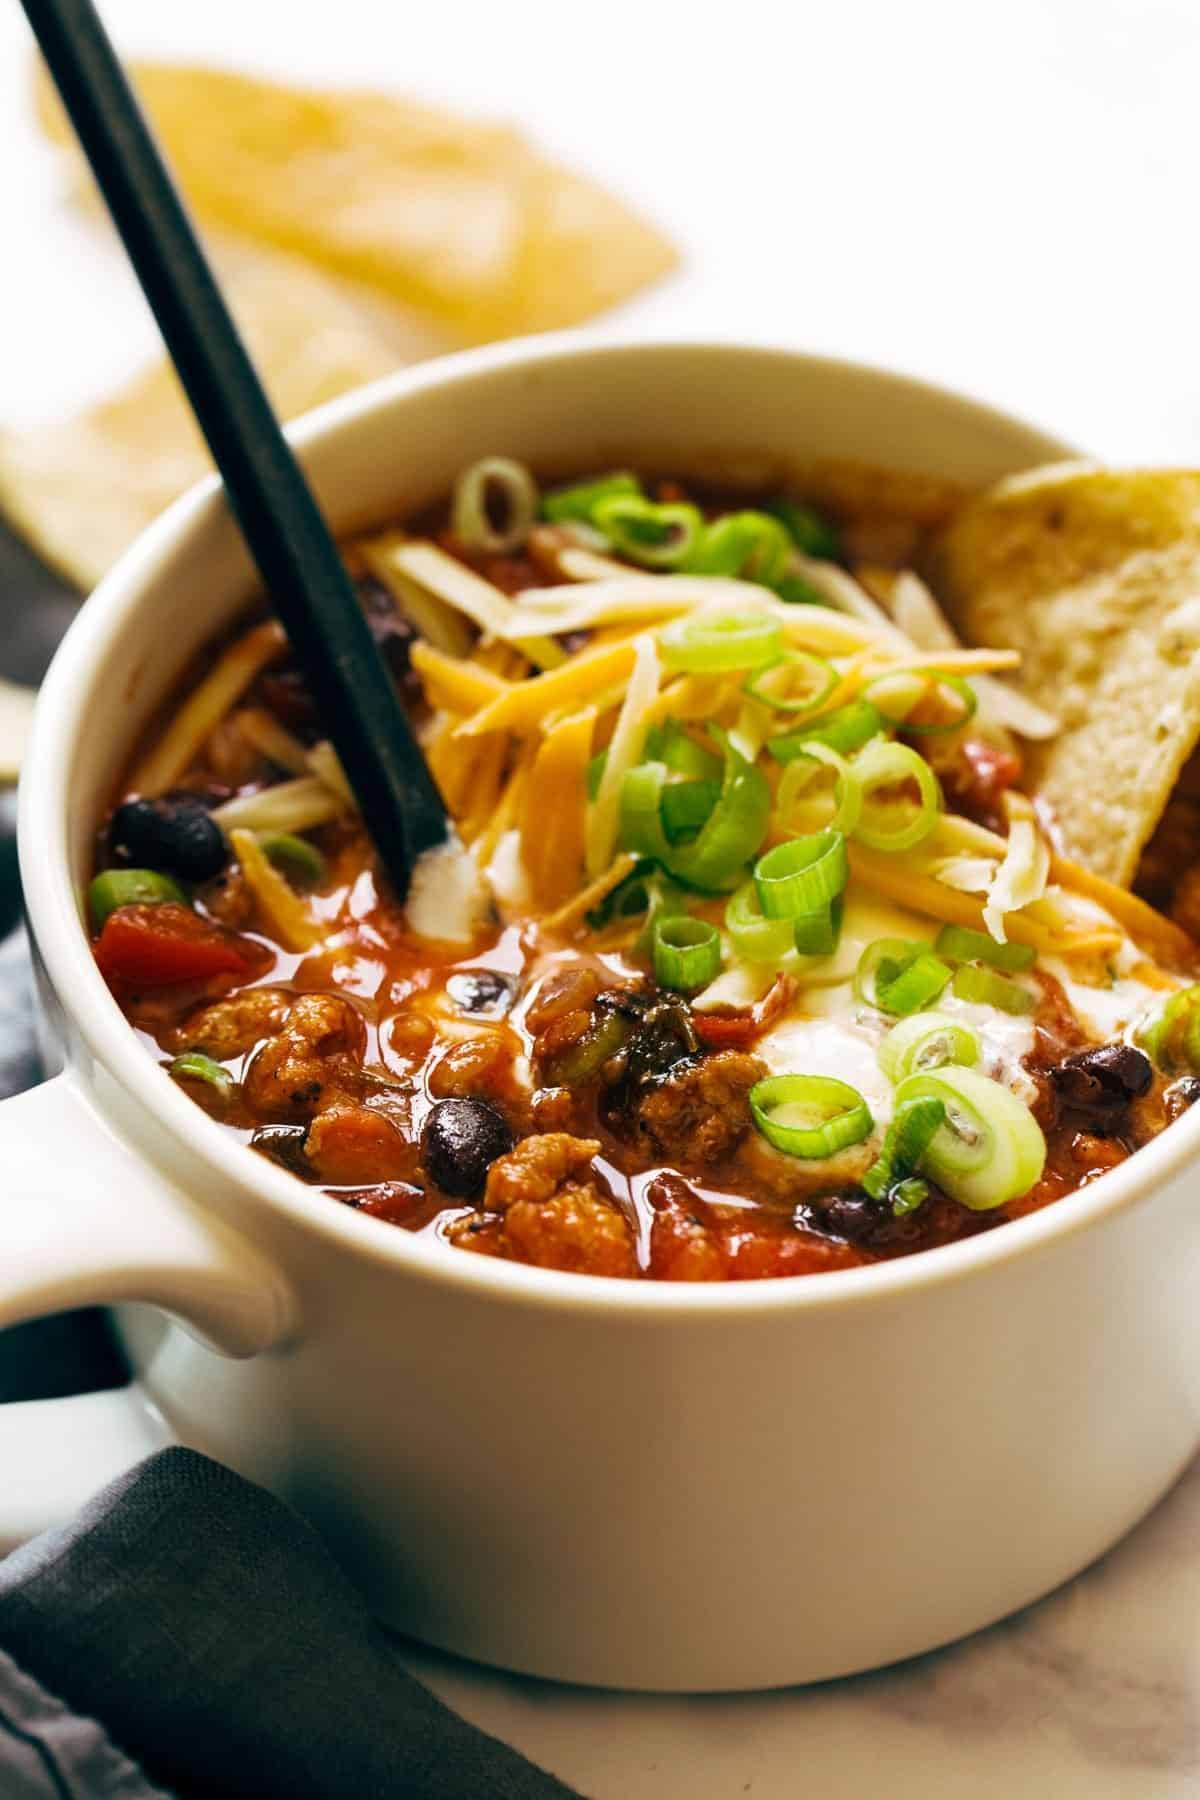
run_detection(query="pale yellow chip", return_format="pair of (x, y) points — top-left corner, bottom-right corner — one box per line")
(0, 679), (36, 783)
(34, 61), (678, 341)
(932, 464), (1200, 885)
(0, 233), (456, 589)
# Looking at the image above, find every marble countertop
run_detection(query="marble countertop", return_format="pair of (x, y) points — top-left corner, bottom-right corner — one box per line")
(3, 1), (1200, 1790)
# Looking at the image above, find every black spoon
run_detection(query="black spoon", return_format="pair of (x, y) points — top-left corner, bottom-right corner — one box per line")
(20, 0), (449, 895)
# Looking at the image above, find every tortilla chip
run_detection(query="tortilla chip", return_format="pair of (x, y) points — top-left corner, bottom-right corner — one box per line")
(0, 234), (458, 589)
(0, 679), (36, 783)
(932, 464), (1200, 885)
(34, 61), (677, 341)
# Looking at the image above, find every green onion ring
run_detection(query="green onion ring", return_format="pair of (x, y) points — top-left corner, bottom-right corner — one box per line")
(768, 699), (884, 762)
(878, 954), (952, 1016)
(542, 470), (641, 524)
(749, 1074), (873, 1159)
(934, 924), (1035, 972)
(861, 1096), (946, 1202)
(850, 739), (941, 852)
(855, 938), (938, 1012)
(950, 963), (1034, 1015)
(725, 881), (794, 963)
(792, 896), (844, 956)
(776, 743), (862, 837)
(865, 668), (978, 736)
(652, 915), (722, 992)
(619, 762), (672, 862)
(744, 650), (839, 715)
(658, 609), (783, 674)
(764, 497), (841, 561)
(451, 455), (539, 554)
(687, 511), (792, 586)
(648, 721), (723, 781)
(892, 1066), (1046, 1209)
(661, 779), (721, 843)
(754, 830), (848, 920)
(876, 1010), (981, 1083)
(659, 730), (772, 892)
(593, 496), (704, 569)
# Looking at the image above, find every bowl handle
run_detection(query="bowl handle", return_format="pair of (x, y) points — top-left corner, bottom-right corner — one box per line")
(0, 1073), (295, 1549)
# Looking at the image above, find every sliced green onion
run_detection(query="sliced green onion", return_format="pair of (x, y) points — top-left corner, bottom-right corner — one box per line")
(687, 511), (791, 585)
(726, 880), (794, 963)
(851, 739), (941, 852)
(792, 896), (844, 956)
(658, 610), (783, 674)
(1136, 984), (1200, 1072)
(258, 832), (326, 888)
(892, 1066), (1046, 1209)
(542, 470), (641, 524)
(652, 915), (722, 992)
(168, 1051), (233, 1102)
(877, 1011), (980, 1084)
(646, 721), (723, 781)
(750, 1074), (873, 1159)
(950, 963), (1034, 1016)
(879, 954), (952, 1015)
(768, 699), (884, 762)
(593, 496), (704, 569)
(865, 668), (977, 736)
(765, 497), (841, 561)
(776, 743), (862, 837)
(855, 939), (950, 1015)
(773, 572), (827, 606)
(861, 1096), (946, 1204)
(891, 1177), (930, 1216)
(660, 730), (772, 892)
(744, 651), (838, 715)
(661, 779), (721, 842)
(88, 868), (186, 931)
(754, 830), (848, 920)
(935, 925), (1035, 972)
(451, 455), (539, 554)
(619, 762), (672, 862)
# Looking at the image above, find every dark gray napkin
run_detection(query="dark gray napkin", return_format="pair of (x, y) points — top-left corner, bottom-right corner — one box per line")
(0, 1449), (578, 1800)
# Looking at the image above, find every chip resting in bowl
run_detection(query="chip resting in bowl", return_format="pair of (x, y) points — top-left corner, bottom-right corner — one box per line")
(931, 466), (1200, 901)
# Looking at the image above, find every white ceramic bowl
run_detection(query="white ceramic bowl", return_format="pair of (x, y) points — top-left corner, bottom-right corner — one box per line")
(4, 337), (1200, 1692)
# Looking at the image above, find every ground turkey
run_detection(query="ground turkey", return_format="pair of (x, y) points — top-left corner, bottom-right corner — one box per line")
(242, 993), (367, 1120)
(449, 1132), (636, 1278)
(633, 1050), (765, 1166)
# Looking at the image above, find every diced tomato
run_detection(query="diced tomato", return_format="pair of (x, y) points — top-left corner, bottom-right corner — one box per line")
(942, 739), (1023, 831)
(93, 903), (261, 987)
(691, 974), (794, 1049)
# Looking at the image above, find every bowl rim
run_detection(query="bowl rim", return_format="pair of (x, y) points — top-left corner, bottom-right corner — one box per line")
(22, 330), (1197, 1320)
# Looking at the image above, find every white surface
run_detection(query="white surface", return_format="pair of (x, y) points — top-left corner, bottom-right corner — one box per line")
(4, 2), (1200, 1791)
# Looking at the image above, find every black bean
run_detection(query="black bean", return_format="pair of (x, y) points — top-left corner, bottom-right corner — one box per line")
(108, 796), (229, 882)
(446, 970), (516, 1017)
(250, 1124), (311, 1178)
(603, 989), (699, 1089)
(1049, 1042), (1153, 1132)
(811, 1194), (880, 1243)
(422, 1098), (513, 1198)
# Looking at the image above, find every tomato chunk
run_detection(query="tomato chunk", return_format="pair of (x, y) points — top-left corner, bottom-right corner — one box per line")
(93, 903), (260, 986)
